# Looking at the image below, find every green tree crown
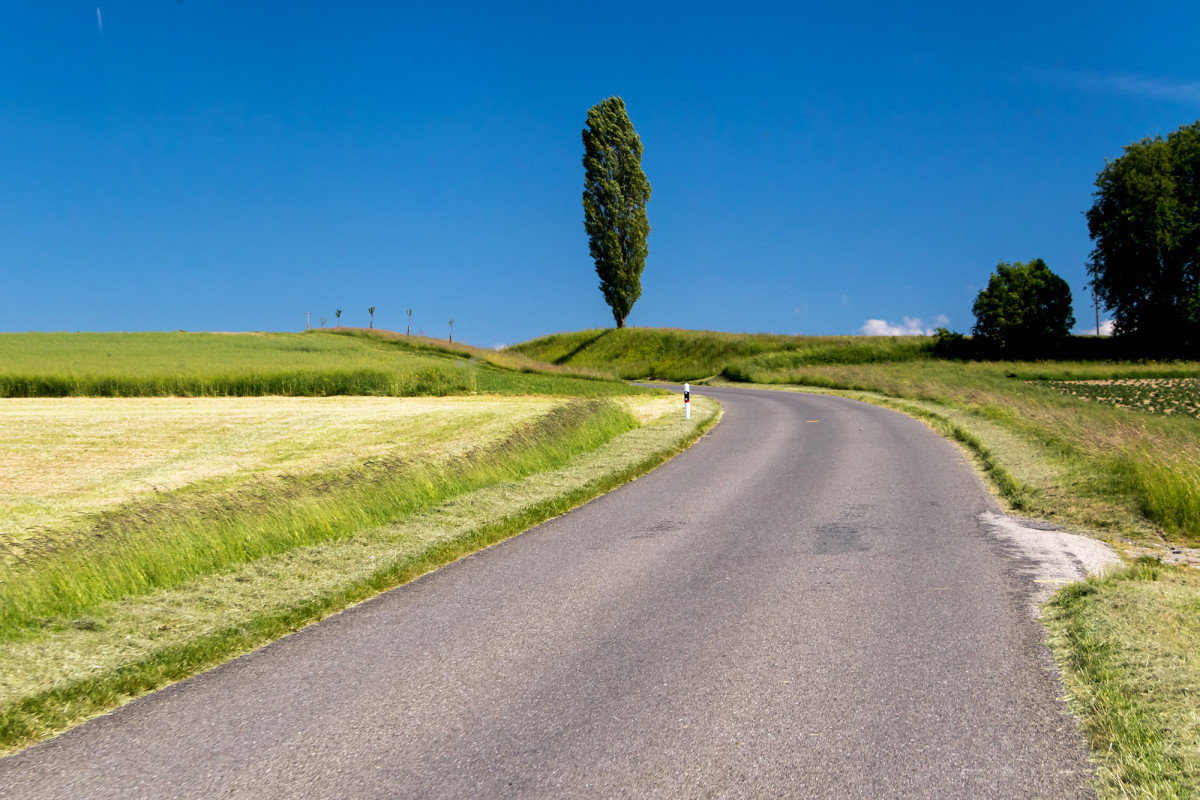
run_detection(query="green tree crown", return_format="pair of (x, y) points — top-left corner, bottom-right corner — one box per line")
(1087, 121), (1200, 353)
(582, 97), (651, 328)
(971, 259), (1075, 356)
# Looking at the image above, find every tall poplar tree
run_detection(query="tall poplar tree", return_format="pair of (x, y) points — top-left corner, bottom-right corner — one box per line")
(582, 97), (651, 328)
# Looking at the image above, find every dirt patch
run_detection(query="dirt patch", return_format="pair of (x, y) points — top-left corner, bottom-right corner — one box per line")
(980, 511), (1121, 610)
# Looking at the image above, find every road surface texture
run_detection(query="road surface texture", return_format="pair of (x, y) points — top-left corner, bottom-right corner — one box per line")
(0, 386), (1096, 799)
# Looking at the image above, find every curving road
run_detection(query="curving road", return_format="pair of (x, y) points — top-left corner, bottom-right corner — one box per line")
(0, 386), (1094, 798)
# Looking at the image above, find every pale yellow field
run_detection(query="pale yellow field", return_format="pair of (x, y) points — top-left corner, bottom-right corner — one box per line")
(0, 396), (563, 547)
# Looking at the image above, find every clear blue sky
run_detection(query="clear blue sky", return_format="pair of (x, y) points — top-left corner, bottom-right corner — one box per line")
(3, 2), (1198, 346)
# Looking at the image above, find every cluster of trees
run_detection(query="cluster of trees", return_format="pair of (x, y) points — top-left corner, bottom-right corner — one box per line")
(957, 120), (1200, 359)
(1087, 122), (1200, 354)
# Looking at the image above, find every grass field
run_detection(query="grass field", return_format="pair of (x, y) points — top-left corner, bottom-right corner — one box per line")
(0, 396), (652, 633)
(0, 396), (561, 557)
(514, 326), (1200, 798)
(0, 329), (629, 398)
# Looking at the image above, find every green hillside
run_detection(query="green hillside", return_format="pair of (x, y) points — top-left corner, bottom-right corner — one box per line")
(510, 328), (930, 382)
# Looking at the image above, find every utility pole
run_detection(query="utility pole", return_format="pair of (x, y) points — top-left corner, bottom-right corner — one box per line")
(306, 311), (311, 330)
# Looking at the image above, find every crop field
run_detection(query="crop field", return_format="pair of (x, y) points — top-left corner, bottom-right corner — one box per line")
(0, 329), (630, 398)
(1039, 378), (1200, 419)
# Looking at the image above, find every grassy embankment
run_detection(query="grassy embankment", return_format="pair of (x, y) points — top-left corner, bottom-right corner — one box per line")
(514, 326), (1200, 799)
(0, 330), (719, 753)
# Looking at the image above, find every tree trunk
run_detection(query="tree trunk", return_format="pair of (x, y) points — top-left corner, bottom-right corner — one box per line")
(616, 317), (626, 328)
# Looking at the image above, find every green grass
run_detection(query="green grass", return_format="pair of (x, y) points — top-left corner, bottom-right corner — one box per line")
(510, 327), (930, 381)
(0, 399), (639, 635)
(0, 329), (639, 398)
(1045, 560), (1200, 798)
(0, 395), (563, 556)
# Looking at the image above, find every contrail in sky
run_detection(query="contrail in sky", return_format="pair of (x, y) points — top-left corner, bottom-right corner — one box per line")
(97, 8), (103, 35)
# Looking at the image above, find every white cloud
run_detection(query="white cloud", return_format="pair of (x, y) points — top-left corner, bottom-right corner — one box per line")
(860, 316), (939, 336)
(492, 342), (508, 351)
(1034, 69), (1200, 105)
(1079, 320), (1115, 337)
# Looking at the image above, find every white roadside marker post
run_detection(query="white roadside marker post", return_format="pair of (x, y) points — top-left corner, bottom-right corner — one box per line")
(684, 383), (691, 419)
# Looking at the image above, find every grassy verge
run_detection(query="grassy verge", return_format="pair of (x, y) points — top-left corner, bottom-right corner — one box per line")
(1045, 560), (1200, 799)
(0, 395), (719, 753)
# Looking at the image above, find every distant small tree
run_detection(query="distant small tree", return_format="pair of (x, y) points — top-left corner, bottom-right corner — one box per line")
(406, 308), (413, 336)
(368, 306), (376, 329)
(448, 319), (454, 343)
(335, 309), (342, 328)
(582, 96), (652, 328)
(972, 259), (1075, 356)
(319, 315), (328, 328)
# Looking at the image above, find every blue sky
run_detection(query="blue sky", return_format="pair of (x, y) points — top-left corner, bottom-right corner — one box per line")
(3, 2), (1198, 347)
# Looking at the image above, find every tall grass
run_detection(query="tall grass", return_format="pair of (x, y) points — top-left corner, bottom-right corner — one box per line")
(0, 399), (637, 633)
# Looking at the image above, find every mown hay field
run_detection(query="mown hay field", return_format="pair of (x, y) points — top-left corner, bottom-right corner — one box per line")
(0, 395), (560, 559)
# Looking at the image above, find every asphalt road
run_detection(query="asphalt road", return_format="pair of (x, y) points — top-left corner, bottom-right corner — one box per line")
(0, 386), (1095, 799)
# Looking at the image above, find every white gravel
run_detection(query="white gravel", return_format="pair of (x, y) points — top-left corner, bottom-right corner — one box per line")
(979, 511), (1122, 610)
